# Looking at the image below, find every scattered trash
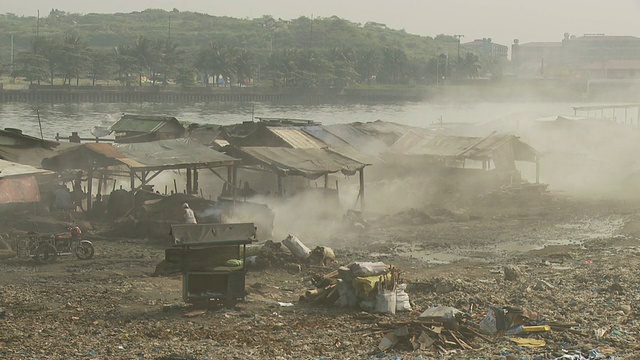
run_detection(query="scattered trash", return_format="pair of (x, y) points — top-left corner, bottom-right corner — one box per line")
(531, 279), (555, 291)
(503, 265), (524, 281)
(183, 310), (206, 318)
(509, 337), (546, 347)
(282, 234), (312, 260)
(277, 302), (294, 307)
(419, 306), (463, 330)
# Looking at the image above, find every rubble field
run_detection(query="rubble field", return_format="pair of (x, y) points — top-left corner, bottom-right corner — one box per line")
(1, 196), (640, 359)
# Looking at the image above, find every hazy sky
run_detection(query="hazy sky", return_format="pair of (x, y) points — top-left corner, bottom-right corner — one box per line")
(5, 1), (640, 47)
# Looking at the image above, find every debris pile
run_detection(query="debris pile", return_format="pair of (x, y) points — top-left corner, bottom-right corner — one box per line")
(300, 262), (412, 314)
(370, 315), (492, 353)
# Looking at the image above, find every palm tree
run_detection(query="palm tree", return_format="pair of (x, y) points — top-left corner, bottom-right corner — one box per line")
(456, 52), (481, 79)
(380, 48), (408, 84)
(356, 49), (380, 84)
(58, 35), (91, 85)
(157, 41), (184, 84)
(231, 49), (255, 86)
(328, 47), (358, 88)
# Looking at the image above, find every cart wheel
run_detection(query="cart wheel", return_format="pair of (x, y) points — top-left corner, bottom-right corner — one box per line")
(75, 241), (94, 260)
(33, 244), (57, 264)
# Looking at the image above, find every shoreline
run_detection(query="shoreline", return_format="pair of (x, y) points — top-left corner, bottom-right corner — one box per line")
(1, 80), (638, 104)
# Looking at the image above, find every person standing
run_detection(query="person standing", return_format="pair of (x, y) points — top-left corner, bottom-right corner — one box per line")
(183, 203), (197, 224)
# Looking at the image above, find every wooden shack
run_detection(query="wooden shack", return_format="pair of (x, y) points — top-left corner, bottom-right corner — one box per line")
(110, 115), (185, 143)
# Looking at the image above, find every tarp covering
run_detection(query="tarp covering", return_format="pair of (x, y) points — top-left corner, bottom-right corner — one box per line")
(0, 176), (41, 204)
(0, 158), (54, 178)
(0, 143), (79, 168)
(235, 146), (368, 179)
(43, 139), (237, 171)
(171, 223), (257, 246)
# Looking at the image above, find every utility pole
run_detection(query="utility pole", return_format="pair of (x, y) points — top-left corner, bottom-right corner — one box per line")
(309, 14), (313, 48)
(10, 34), (14, 74)
(167, 17), (171, 43)
(454, 34), (465, 59)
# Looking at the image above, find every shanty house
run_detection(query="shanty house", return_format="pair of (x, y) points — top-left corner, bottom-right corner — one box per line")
(0, 159), (53, 205)
(42, 139), (237, 212)
(110, 115), (185, 143)
(228, 146), (369, 210)
(386, 133), (540, 196)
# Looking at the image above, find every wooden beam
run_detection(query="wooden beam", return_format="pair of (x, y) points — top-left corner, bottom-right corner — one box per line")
(359, 168), (365, 211)
(86, 170), (93, 211)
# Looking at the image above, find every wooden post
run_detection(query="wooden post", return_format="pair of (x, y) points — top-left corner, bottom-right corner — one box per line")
(335, 180), (340, 203)
(193, 168), (199, 195)
(359, 168), (365, 211)
(130, 171), (136, 216)
(277, 174), (283, 197)
(96, 172), (103, 196)
(323, 174), (328, 188)
(232, 164), (238, 204)
(186, 167), (192, 195)
(87, 170), (93, 211)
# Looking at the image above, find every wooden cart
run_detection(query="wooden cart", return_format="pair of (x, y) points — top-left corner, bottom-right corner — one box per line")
(167, 223), (257, 306)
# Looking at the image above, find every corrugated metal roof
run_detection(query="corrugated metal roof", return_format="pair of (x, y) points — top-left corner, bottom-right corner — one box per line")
(43, 139), (237, 171)
(236, 147), (368, 179)
(400, 134), (537, 162)
(0, 159), (53, 178)
(112, 139), (237, 169)
(267, 127), (327, 149)
(110, 115), (183, 133)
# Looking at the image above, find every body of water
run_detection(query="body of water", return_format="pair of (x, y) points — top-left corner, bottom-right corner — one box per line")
(0, 101), (582, 140)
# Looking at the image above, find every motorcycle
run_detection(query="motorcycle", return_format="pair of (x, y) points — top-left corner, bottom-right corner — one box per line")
(16, 226), (95, 264)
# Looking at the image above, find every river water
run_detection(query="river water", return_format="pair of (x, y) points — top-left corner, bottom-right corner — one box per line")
(0, 101), (581, 139)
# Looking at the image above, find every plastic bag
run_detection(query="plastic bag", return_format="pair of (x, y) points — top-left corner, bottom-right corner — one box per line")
(282, 234), (311, 259)
(395, 283), (412, 312)
(374, 290), (396, 314)
(349, 262), (390, 277)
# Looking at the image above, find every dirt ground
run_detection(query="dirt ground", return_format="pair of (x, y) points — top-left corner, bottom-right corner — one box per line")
(1, 195), (640, 359)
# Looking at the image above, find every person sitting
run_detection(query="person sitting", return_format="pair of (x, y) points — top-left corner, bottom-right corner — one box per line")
(183, 203), (197, 224)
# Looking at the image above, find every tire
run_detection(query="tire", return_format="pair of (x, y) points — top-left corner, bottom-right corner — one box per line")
(33, 244), (57, 264)
(75, 241), (94, 260)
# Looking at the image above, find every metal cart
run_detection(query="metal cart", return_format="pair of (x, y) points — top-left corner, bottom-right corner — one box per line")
(167, 223), (257, 306)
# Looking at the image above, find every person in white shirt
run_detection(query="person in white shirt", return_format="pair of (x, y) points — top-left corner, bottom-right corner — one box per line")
(183, 203), (197, 224)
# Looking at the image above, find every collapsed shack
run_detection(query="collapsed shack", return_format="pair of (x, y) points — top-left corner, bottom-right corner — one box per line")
(227, 146), (370, 210)
(41, 138), (238, 217)
(385, 132), (542, 202)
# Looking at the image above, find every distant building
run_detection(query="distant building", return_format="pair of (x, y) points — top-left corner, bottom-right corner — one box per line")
(462, 38), (508, 59)
(364, 21), (386, 29)
(511, 40), (564, 78)
(512, 34), (640, 79)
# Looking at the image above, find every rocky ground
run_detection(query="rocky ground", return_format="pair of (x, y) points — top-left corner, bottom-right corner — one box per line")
(1, 196), (639, 359)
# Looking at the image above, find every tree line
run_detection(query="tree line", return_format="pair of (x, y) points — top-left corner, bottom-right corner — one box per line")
(0, 12), (486, 88)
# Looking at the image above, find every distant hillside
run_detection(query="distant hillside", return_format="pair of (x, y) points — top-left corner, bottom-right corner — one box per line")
(0, 9), (498, 89)
(0, 8), (458, 64)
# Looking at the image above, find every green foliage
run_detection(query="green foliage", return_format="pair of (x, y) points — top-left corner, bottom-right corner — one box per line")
(0, 9), (497, 87)
(11, 52), (48, 83)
